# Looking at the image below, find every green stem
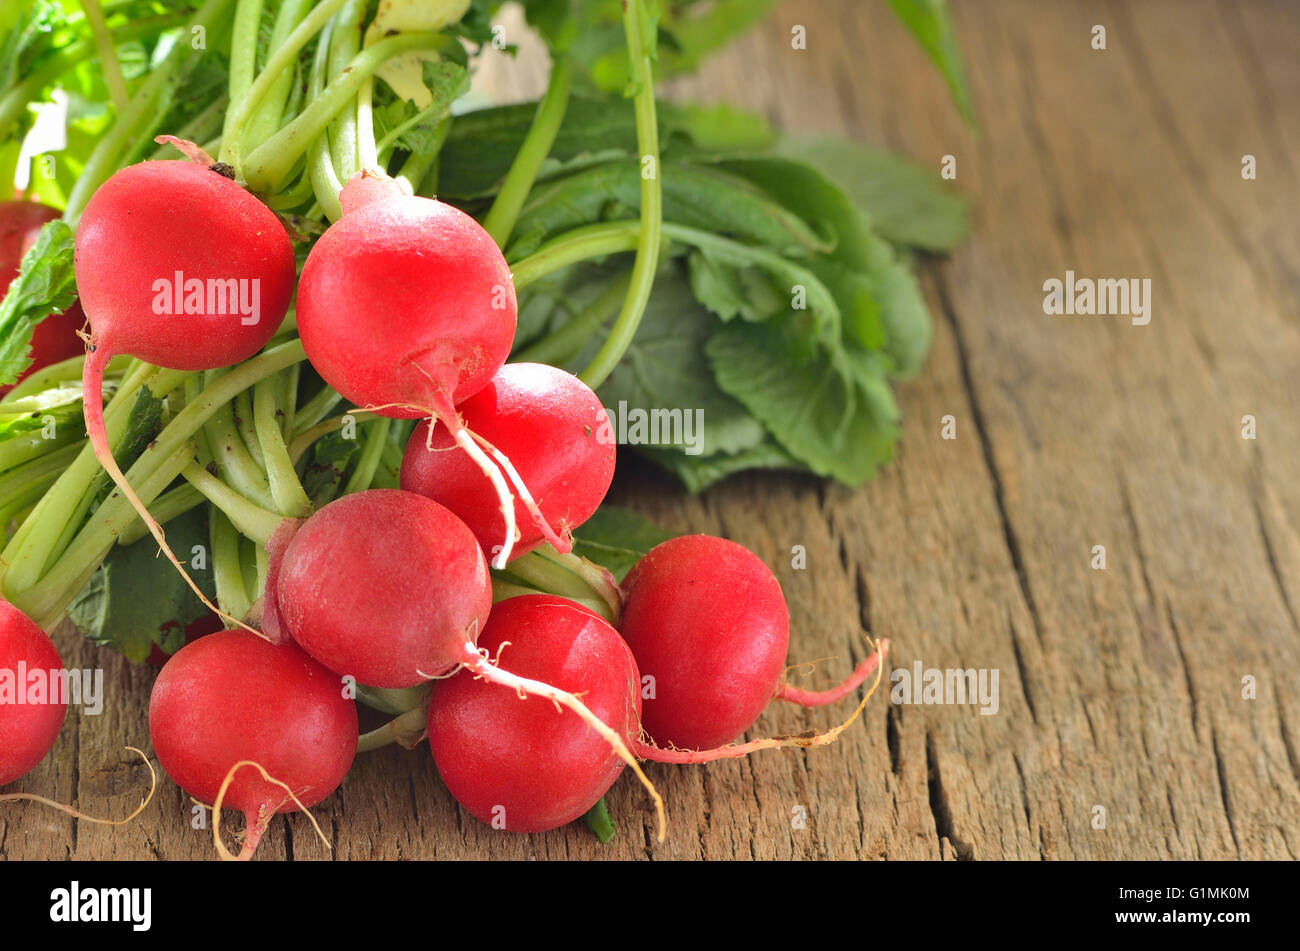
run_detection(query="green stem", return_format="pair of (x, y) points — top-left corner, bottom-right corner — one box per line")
(342, 417), (391, 494)
(325, 0), (366, 182)
(219, 0), (264, 159)
(482, 57), (572, 247)
(241, 0), (314, 151)
(64, 0), (234, 222)
(578, 0), (662, 389)
(509, 221), (640, 289)
(232, 389), (264, 469)
(209, 508), (251, 620)
(219, 0), (348, 171)
(80, 0), (130, 111)
(202, 388), (274, 509)
(253, 377), (311, 515)
(181, 461), (283, 545)
(242, 31), (447, 190)
(305, 17), (345, 221)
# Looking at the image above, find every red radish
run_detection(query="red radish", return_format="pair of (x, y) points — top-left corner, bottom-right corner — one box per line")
(273, 490), (492, 688)
(267, 489), (664, 833)
(428, 595), (641, 832)
(427, 593), (889, 834)
(0, 599), (67, 787)
(620, 534), (885, 750)
(296, 171), (536, 567)
(148, 629), (357, 859)
(73, 157), (296, 624)
(0, 201), (85, 395)
(401, 362), (615, 561)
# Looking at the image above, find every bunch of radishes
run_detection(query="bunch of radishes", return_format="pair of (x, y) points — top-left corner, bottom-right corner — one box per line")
(1, 156), (886, 855)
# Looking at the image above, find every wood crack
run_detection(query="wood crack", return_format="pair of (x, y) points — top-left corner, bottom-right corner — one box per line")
(932, 269), (1047, 650)
(925, 731), (973, 860)
(1210, 727), (1241, 856)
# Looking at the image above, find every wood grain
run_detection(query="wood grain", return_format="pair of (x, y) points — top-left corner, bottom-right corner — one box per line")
(3, 0), (1298, 860)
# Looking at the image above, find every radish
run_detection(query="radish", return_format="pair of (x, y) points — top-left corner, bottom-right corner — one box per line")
(268, 490), (665, 833)
(296, 171), (539, 567)
(0, 598), (67, 787)
(272, 489), (492, 688)
(620, 534), (885, 750)
(427, 593), (889, 833)
(427, 595), (641, 833)
(400, 362), (615, 561)
(73, 157), (296, 622)
(0, 201), (85, 395)
(148, 629), (357, 860)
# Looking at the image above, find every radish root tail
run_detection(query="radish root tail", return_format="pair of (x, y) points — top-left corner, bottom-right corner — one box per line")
(458, 641), (667, 843)
(0, 746), (157, 825)
(210, 759), (330, 861)
(774, 646), (886, 707)
(633, 637), (891, 764)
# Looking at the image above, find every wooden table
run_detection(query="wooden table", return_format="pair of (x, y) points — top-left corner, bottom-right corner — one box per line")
(4, 0), (1298, 860)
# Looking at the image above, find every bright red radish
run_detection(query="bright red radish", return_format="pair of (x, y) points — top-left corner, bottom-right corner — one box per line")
(401, 362), (615, 561)
(273, 489), (492, 688)
(73, 158), (295, 624)
(266, 489), (663, 832)
(295, 171), (529, 566)
(620, 534), (885, 750)
(0, 599), (67, 787)
(428, 595), (641, 832)
(0, 201), (85, 395)
(148, 630), (357, 859)
(427, 593), (888, 834)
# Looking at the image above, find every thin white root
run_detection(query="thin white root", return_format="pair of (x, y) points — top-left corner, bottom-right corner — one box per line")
(460, 641), (667, 843)
(469, 430), (571, 554)
(452, 427), (517, 569)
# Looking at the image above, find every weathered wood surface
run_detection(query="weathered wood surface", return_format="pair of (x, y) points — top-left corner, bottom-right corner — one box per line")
(4, 0), (1299, 860)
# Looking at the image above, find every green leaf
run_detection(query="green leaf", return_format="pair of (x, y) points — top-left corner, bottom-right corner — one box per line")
(67, 506), (217, 663)
(571, 503), (672, 581)
(777, 136), (969, 252)
(595, 263), (766, 457)
(706, 321), (899, 486)
(0, 219), (77, 386)
(716, 154), (931, 373)
(886, 0), (976, 127)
